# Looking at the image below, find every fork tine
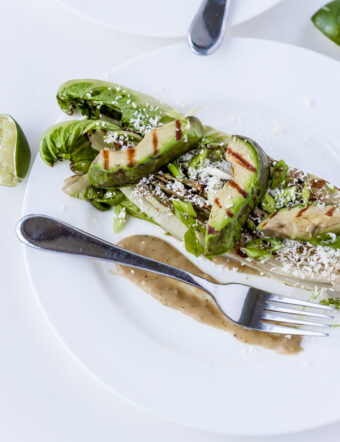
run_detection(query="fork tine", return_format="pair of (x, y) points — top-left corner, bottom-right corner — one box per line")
(256, 322), (329, 337)
(265, 293), (334, 311)
(261, 311), (332, 328)
(263, 302), (334, 319)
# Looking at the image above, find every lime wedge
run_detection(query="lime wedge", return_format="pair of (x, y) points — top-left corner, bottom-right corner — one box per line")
(0, 115), (31, 186)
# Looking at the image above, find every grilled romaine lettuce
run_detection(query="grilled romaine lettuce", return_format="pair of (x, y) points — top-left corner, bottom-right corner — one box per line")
(40, 78), (340, 290)
(57, 79), (174, 135)
(39, 119), (141, 174)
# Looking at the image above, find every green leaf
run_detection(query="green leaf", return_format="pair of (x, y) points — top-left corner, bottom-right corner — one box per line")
(173, 208), (190, 228)
(270, 160), (288, 189)
(189, 148), (208, 169)
(246, 218), (256, 232)
(56, 79), (173, 135)
(69, 135), (98, 174)
(261, 192), (276, 213)
(184, 226), (205, 257)
(120, 198), (156, 224)
(167, 162), (184, 178)
(85, 185), (106, 200)
(63, 174), (125, 212)
(241, 237), (282, 260)
(171, 199), (205, 257)
(309, 232), (340, 249)
(85, 185), (124, 208)
(99, 189), (125, 205)
(320, 297), (340, 309)
(192, 219), (206, 234)
(90, 200), (112, 211)
(113, 205), (127, 233)
(301, 184), (311, 203)
(172, 199), (197, 218)
(40, 119), (120, 167)
(312, 0), (340, 46)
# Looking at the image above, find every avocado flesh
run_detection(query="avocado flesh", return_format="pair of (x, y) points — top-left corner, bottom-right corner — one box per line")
(205, 136), (269, 255)
(258, 204), (340, 240)
(88, 117), (203, 188)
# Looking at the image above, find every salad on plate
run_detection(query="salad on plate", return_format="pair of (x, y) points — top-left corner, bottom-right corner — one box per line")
(39, 78), (340, 352)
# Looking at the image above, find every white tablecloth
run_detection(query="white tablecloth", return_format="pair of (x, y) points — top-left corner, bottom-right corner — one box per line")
(1, 0), (339, 440)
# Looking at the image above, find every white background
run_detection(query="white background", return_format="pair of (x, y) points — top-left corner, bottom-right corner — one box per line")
(1, 0), (340, 440)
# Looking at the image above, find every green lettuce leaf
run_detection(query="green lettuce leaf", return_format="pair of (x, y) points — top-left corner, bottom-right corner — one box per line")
(301, 184), (311, 203)
(241, 237), (283, 259)
(56, 79), (174, 135)
(184, 226), (205, 257)
(172, 199), (197, 218)
(167, 162), (184, 178)
(119, 198), (156, 224)
(309, 232), (340, 249)
(113, 204), (127, 233)
(261, 192), (276, 214)
(189, 148), (208, 169)
(270, 159), (288, 189)
(39, 119), (140, 174)
(172, 198), (206, 256)
(63, 174), (124, 211)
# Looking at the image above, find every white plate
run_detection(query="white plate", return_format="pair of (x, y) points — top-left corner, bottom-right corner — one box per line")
(56, 0), (282, 37)
(23, 39), (340, 436)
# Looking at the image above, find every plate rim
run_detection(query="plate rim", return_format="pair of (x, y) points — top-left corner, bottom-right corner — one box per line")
(55, 0), (283, 38)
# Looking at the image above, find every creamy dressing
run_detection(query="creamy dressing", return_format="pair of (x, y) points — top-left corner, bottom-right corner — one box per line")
(117, 235), (302, 354)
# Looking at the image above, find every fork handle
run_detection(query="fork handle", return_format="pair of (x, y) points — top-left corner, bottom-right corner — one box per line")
(17, 214), (211, 293)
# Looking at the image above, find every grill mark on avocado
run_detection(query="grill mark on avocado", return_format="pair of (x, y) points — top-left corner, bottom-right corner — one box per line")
(103, 149), (110, 170)
(127, 147), (136, 167)
(229, 180), (248, 198)
(226, 209), (234, 217)
(296, 206), (310, 218)
(227, 147), (257, 172)
(261, 211), (278, 228)
(152, 129), (158, 155)
(237, 248), (248, 258)
(214, 198), (222, 208)
(208, 225), (217, 234)
(311, 179), (326, 189)
(325, 207), (336, 217)
(175, 120), (182, 141)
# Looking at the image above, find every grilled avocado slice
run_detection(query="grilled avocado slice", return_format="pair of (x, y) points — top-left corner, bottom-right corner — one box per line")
(257, 204), (340, 240)
(205, 136), (269, 255)
(88, 117), (203, 188)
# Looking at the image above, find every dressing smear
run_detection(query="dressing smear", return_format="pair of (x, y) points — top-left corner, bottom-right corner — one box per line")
(117, 235), (302, 354)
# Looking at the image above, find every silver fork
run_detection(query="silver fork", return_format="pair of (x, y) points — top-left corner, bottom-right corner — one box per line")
(17, 214), (334, 337)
